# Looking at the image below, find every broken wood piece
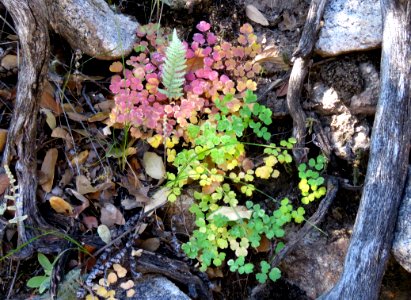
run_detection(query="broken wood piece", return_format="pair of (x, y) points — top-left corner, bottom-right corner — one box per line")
(286, 0), (328, 163)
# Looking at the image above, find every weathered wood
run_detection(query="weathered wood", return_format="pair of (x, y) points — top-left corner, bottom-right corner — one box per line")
(319, 1), (411, 299)
(1, 0), (59, 258)
(287, 0), (328, 163)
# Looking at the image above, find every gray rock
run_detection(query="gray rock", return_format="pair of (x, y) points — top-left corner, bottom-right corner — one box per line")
(130, 275), (191, 300)
(280, 227), (351, 298)
(315, 0), (382, 57)
(393, 167), (411, 273)
(47, 0), (139, 60)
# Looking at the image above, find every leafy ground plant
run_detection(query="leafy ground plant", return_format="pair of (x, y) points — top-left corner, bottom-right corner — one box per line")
(26, 253), (55, 294)
(109, 21), (327, 283)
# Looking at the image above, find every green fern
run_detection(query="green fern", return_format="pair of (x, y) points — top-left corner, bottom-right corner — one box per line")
(158, 29), (187, 99)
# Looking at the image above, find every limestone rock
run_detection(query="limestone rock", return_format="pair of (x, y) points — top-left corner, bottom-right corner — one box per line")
(127, 275), (190, 300)
(47, 0), (139, 60)
(393, 167), (411, 273)
(315, 0), (382, 57)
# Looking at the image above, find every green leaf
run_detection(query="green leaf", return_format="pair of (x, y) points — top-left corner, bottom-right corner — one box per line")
(269, 267), (281, 281)
(244, 89), (257, 103)
(38, 253), (53, 273)
(27, 276), (49, 289)
(256, 272), (268, 283)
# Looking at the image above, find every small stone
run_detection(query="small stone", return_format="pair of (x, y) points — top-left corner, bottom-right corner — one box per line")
(315, 0), (382, 56)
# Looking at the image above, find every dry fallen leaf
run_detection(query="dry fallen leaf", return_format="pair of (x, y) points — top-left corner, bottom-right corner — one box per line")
(51, 127), (71, 141)
(67, 111), (89, 122)
(40, 81), (63, 115)
(142, 152), (165, 180)
(144, 187), (170, 213)
(1, 54), (18, 70)
(87, 112), (109, 122)
(94, 100), (115, 112)
(82, 215), (98, 230)
(0, 173), (10, 195)
(207, 205), (252, 221)
(40, 148), (58, 193)
(40, 108), (57, 130)
(71, 150), (89, 166)
(253, 46), (290, 71)
(76, 175), (98, 195)
(49, 196), (73, 215)
(100, 203), (125, 227)
(140, 237), (160, 252)
(245, 4), (269, 26)
(0, 129), (8, 153)
(67, 188), (90, 217)
(97, 224), (111, 244)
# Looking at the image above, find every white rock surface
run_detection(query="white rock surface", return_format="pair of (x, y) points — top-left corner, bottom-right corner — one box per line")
(315, 0), (382, 57)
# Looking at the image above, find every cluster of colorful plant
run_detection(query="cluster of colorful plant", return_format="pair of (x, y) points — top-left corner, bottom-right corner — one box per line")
(109, 21), (327, 283)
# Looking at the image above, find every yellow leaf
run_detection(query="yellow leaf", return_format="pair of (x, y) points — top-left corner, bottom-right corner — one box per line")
(40, 108), (56, 130)
(49, 196), (73, 215)
(41, 148), (58, 192)
(147, 134), (163, 148)
(71, 150), (89, 166)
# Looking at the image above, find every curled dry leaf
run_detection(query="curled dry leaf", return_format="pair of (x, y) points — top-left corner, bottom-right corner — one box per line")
(76, 175), (98, 195)
(142, 152), (165, 180)
(207, 205), (252, 221)
(0, 129), (7, 153)
(100, 203), (125, 227)
(253, 46), (290, 71)
(49, 196), (73, 215)
(245, 4), (269, 26)
(40, 148), (58, 193)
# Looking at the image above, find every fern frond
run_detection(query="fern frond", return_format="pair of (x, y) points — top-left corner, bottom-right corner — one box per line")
(158, 29), (187, 99)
